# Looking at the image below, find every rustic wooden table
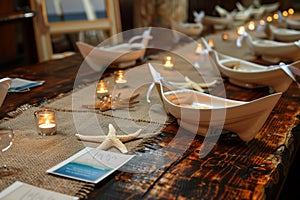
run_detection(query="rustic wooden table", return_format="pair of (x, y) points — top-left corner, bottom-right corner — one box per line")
(0, 48), (299, 199)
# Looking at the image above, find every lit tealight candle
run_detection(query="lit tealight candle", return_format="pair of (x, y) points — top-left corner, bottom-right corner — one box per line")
(273, 13), (279, 21)
(237, 26), (245, 35)
(266, 16), (273, 23)
(34, 109), (57, 136)
(248, 21), (256, 31)
(282, 11), (288, 17)
(96, 79), (109, 98)
(288, 8), (294, 16)
(163, 56), (174, 69)
(195, 43), (204, 54)
(208, 39), (215, 48)
(222, 33), (229, 41)
(115, 70), (127, 87)
(259, 19), (265, 26)
(257, 19), (265, 31)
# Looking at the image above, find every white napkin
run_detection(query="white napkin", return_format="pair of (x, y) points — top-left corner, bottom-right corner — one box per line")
(9, 78), (45, 92)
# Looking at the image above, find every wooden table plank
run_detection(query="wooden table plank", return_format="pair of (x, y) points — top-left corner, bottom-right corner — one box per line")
(0, 39), (299, 200)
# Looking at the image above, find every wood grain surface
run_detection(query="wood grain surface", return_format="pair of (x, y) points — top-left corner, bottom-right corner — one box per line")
(0, 49), (299, 200)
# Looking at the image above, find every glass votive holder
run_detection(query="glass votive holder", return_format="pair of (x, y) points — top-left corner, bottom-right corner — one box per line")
(208, 39), (215, 48)
(195, 43), (204, 54)
(96, 79), (109, 98)
(222, 33), (229, 41)
(114, 70), (127, 88)
(248, 21), (256, 31)
(237, 26), (245, 36)
(34, 109), (57, 136)
(163, 56), (174, 70)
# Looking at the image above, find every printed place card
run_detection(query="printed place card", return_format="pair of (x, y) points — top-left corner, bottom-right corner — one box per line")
(47, 147), (134, 183)
(0, 181), (78, 200)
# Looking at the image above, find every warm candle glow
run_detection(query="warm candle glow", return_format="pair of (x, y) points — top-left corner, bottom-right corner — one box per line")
(208, 39), (214, 48)
(96, 80), (109, 97)
(237, 26), (245, 35)
(34, 109), (57, 136)
(115, 70), (127, 85)
(248, 21), (255, 31)
(273, 13), (279, 20)
(282, 11), (288, 17)
(259, 19), (265, 26)
(195, 44), (204, 54)
(222, 33), (229, 41)
(163, 56), (174, 69)
(288, 8), (294, 15)
(266, 16), (273, 23)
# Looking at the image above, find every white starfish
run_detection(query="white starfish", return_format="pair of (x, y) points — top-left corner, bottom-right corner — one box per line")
(75, 124), (142, 153)
(169, 76), (218, 92)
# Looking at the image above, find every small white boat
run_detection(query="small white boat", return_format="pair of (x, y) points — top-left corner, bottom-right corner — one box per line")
(215, 4), (251, 21)
(232, 9), (252, 21)
(147, 63), (282, 142)
(216, 2), (279, 21)
(237, 31), (300, 62)
(253, 0), (280, 13)
(76, 28), (152, 71)
(201, 37), (300, 92)
(266, 24), (300, 42)
(260, 2), (280, 13)
(0, 78), (11, 107)
(286, 18), (300, 30)
(171, 21), (204, 37)
(202, 15), (234, 30)
(171, 11), (204, 37)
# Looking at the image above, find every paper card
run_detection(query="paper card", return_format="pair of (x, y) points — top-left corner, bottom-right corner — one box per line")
(0, 181), (78, 200)
(47, 147), (134, 183)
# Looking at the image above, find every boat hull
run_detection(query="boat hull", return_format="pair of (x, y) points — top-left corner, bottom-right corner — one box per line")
(76, 42), (146, 71)
(171, 21), (203, 36)
(163, 89), (282, 142)
(209, 51), (296, 92)
(0, 78), (11, 108)
(247, 38), (300, 62)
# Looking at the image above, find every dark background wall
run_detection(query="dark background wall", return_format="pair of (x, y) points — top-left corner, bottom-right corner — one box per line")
(0, 0), (38, 68)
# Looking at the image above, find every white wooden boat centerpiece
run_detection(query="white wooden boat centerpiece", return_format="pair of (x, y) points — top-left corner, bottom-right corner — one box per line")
(202, 15), (234, 30)
(259, 2), (280, 13)
(266, 24), (300, 42)
(147, 63), (282, 142)
(171, 11), (204, 37)
(76, 28), (152, 71)
(0, 78), (11, 108)
(237, 31), (300, 62)
(286, 18), (300, 30)
(201, 38), (300, 92)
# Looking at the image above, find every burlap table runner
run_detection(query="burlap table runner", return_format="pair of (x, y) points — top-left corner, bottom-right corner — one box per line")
(0, 30), (253, 198)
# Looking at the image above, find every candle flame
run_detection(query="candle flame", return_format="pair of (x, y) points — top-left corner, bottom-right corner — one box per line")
(259, 20), (265, 26)
(208, 39), (214, 48)
(222, 33), (229, 40)
(115, 70), (127, 84)
(237, 26), (245, 35)
(97, 80), (108, 93)
(282, 11), (288, 17)
(163, 56), (174, 68)
(288, 8), (294, 15)
(248, 21), (255, 31)
(266, 16), (272, 22)
(195, 44), (204, 54)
